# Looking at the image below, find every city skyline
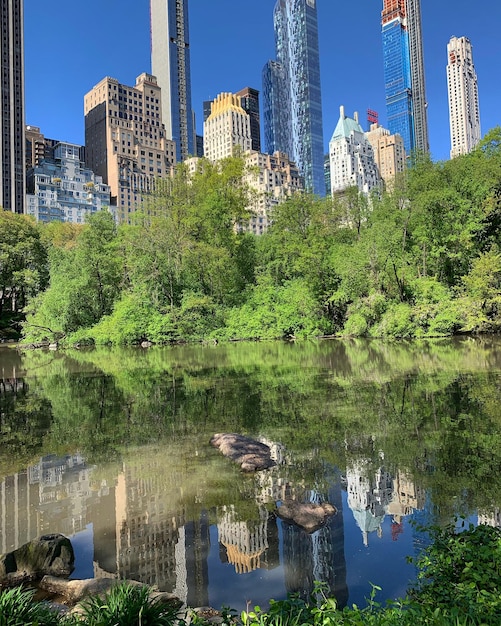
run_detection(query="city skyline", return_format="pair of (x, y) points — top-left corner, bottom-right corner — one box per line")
(23, 1), (500, 164)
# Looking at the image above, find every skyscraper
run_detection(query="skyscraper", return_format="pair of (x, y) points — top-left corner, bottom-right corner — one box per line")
(1, 0), (25, 213)
(203, 92), (252, 162)
(236, 87), (261, 153)
(150, 0), (195, 162)
(263, 0), (325, 196)
(329, 107), (381, 197)
(84, 73), (176, 223)
(447, 36), (481, 159)
(381, 0), (429, 156)
(366, 123), (406, 189)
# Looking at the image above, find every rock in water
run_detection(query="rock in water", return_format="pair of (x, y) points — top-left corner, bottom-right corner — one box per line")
(276, 501), (337, 533)
(210, 433), (275, 472)
(0, 534), (74, 585)
(39, 576), (182, 608)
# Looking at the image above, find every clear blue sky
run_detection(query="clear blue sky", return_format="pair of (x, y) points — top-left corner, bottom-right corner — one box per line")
(24, 0), (500, 163)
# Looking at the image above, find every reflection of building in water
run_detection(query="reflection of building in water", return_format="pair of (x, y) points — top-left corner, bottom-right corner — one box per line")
(347, 461), (425, 546)
(478, 509), (501, 528)
(347, 462), (393, 547)
(0, 454), (102, 553)
(1, 452), (212, 608)
(282, 480), (348, 609)
(387, 471), (425, 539)
(113, 459), (210, 606)
(217, 504), (279, 574)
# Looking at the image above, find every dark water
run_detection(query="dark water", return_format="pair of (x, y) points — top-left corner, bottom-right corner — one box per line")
(1, 337), (501, 611)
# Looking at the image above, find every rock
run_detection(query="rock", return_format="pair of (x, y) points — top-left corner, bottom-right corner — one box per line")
(39, 576), (182, 607)
(210, 433), (276, 472)
(0, 534), (74, 585)
(276, 501), (337, 533)
(141, 341), (153, 348)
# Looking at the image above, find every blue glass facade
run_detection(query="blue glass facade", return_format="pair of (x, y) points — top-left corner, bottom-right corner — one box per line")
(263, 0), (325, 196)
(263, 60), (288, 156)
(382, 20), (414, 155)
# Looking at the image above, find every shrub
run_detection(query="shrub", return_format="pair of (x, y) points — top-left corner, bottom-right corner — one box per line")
(342, 312), (368, 336)
(409, 522), (501, 624)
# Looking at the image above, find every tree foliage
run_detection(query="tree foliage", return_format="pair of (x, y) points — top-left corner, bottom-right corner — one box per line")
(0, 212), (48, 337)
(15, 128), (501, 344)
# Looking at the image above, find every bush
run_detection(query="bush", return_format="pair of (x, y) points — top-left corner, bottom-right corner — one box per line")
(409, 522), (501, 624)
(342, 312), (368, 336)
(371, 303), (417, 338)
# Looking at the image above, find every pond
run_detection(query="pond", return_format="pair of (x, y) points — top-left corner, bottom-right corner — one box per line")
(1, 337), (501, 612)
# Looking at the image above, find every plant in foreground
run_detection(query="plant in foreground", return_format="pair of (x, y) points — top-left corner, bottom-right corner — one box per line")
(78, 581), (180, 626)
(0, 586), (60, 626)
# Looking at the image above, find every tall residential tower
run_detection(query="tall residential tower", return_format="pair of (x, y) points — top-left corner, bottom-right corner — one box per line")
(263, 0), (324, 196)
(150, 0), (195, 162)
(381, 0), (429, 156)
(447, 36), (481, 158)
(1, 0), (25, 213)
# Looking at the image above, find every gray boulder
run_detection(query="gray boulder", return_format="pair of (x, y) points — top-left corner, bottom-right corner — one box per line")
(40, 576), (182, 608)
(276, 501), (337, 533)
(0, 534), (74, 585)
(210, 433), (275, 472)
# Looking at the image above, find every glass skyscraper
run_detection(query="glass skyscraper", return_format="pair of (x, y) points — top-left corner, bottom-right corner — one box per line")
(150, 0), (195, 162)
(263, 0), (325, 196)
(381, 0), (429, 156)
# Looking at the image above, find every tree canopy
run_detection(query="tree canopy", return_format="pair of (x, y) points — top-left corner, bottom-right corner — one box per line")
(12, 128), (501, 344)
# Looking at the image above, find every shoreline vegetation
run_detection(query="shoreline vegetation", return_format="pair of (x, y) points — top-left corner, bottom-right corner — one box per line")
(0, 128), (501, 346)
(1, 523), (500, 625)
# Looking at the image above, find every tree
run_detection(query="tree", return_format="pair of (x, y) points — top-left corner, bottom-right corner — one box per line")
(23, 211), (122, 341)
(0, 212), (48, 324)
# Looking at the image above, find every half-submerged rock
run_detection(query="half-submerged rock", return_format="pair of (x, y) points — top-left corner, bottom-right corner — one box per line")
(0, 534), (74, 586)
(276, 501), (337, 533)
(210, 433), (276, 472)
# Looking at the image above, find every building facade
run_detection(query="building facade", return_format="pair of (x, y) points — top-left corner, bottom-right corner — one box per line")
(26, 142), (110, 223)
(244, 150), (302, 235)
(203, 92), (252, 162)
(329, 107), (381, 196)
(447, 36), (481, 158)
(263, 0), (324, 196)
(366, 123), (406, 188)
(236, 87), (261, 153)
(1, 0), (25, 213)
(381, 0), (429, 156)
(262, 60), (286, 156)
(150, 0), (195, 162)
(84, 73), (176, 223)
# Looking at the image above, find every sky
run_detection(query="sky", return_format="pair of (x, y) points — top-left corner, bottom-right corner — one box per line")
(24, 0), (501, 163)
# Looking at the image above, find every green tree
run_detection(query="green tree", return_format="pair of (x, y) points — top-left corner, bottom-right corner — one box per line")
(0, 212), (48, 337)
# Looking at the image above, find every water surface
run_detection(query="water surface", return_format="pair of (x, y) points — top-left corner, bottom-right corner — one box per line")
(1, 337), (501, 610)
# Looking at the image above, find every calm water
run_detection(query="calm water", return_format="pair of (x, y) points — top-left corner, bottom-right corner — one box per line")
(1, 337), (501, 611)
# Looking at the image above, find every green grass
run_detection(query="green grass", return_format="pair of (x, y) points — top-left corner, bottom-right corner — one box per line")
(0, 586), (60, 626)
